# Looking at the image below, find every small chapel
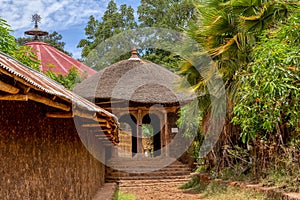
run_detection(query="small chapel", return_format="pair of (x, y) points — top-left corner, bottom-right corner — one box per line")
(74, 48), (194, 180)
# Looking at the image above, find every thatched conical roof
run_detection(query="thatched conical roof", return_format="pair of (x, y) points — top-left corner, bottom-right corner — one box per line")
(73, 58), (193, 104)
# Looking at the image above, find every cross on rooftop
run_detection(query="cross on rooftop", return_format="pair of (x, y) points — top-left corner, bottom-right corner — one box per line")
(24, 13), (48, 41)
(32, 14), (42, 28)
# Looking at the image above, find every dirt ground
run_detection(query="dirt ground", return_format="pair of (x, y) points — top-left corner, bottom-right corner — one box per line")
(119, 183), (202, 200)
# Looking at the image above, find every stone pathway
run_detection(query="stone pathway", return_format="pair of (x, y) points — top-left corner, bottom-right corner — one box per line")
(118, 178), (300, 200)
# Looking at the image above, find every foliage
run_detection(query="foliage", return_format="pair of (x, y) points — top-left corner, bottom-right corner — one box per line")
(232, 10), (300, 143)
(0, 18), (40, 71)
(17, 31), (72, 56)
(78, 0), (137, 63)
(114, 190), (136, 200)
(138, 0), (195, 30)
(179, 175), (200, 189)
(78, 0), (197, 71)
(0, 18), (17, 54)
(45, 66), (83, 90)
(142, 124), (154, 138)
(182, 0), (299, 172)
(185, 0), (297, 93)
(137, 0), (196, 70)
(177, 99), (202, 138)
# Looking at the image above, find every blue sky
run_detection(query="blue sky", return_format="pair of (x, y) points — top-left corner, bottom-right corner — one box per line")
(0, 0), (140, 59)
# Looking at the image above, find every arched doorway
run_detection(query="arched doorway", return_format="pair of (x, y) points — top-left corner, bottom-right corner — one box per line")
(142, 114), (161, 157)
(118, 114), (137, 157)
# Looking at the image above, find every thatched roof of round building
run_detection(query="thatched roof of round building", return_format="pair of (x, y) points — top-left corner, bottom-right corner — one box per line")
(74, 55), (193, 104)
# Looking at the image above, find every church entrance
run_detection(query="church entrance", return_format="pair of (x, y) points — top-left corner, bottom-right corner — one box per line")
(142, 114), (161, 157)
(117, 113), (161, 158)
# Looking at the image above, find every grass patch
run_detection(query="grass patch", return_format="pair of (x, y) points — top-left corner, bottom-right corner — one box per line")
(179, 176), (200, 189)
(180, 176), (276, 200)
(113, 189), (136, 200)
(216, 163), (300, 192)
(261, 167), (300, 192)
(179, 176), (208, 193)
(203, 182), (273, 200)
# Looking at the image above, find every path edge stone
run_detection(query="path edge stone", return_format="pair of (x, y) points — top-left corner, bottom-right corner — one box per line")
(93, 182), (118, 200)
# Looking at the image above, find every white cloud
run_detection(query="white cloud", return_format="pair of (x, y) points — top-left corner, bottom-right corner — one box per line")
(0, 0), (140, 59)
(0, 0), (109, 35)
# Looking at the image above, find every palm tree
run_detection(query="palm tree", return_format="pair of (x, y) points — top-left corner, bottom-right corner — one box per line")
(180, 0), (298, 169)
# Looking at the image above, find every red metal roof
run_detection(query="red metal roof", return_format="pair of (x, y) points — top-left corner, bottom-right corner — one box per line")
(25, 41), (96, 78)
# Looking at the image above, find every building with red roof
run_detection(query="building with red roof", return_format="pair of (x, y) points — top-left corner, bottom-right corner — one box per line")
(25, 41), (96, 77)
(24, 14), (96, 78)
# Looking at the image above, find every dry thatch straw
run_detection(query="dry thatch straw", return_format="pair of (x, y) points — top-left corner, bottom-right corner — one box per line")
(0, 101), (106, 199)
(74, 59), (194, 104)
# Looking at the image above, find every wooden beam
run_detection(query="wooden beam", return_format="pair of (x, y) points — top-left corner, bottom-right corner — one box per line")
(24, 87), (30, 94)
(0, 80), (19, 94)
(96, 117), (110, 123)
(73, 109), (96, 120)
(103, 130), (112, 135)
(95, 134), (108, 138)
(46, 112), (73, 118)
(27, 93), (70, 111)
(0, 94), (28, 101)
(82, 123), (107, 128)
(0, 68), (33, 89)
(97, 100), (125, 104)
(17, 84), (31, 94)
(89, 127), (112, 132)
(103, 142), (114, 146)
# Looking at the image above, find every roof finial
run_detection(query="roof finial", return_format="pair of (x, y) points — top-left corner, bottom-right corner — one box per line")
(128, 46), (140, 61)
(32, 13), (41, 28)
(25, 13), (48, 41)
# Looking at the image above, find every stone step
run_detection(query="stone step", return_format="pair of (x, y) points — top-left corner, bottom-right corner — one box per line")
(107, 161), (189, 170)
(107, 163), (189, 167)
(106, 166), (191, 175)
(107, 167), (190, 173)
(105, 159), (192, 183)
(118, 179), (190, 188)
(107, 159), (181, 166)
(107, 172), (189, 180)
(106, 175), (191, 182)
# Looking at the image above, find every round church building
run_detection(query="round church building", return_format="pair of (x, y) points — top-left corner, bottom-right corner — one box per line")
(73, 48), (194, 170)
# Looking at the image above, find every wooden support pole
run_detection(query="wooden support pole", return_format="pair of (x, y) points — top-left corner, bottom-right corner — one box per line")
(27, 93), (70, 111)
(0, 80), (19, 94)
(164, 111), (169, 157)
(137, 109), (143, 154)
(0, 94), (28, 101)
(46, 112), (73, 118)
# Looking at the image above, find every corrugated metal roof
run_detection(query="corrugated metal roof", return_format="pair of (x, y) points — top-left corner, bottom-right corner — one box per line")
(0, 51), (118, 124)
(25, 41), (97, 78)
